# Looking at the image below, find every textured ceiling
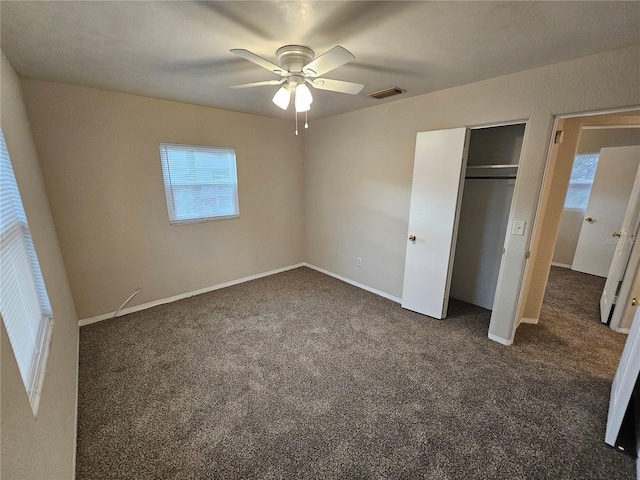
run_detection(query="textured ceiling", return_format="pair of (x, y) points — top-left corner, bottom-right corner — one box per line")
(2, 1), (639, 120)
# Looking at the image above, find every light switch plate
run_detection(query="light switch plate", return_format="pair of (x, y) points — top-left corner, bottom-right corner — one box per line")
(512, 220), (526, 236)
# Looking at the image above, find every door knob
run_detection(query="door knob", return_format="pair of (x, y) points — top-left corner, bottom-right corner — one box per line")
(633, 298), (638, 307)
(585, 217), (593, 223)
(613, 232), (621, 237)
(409, 235), (416, 241)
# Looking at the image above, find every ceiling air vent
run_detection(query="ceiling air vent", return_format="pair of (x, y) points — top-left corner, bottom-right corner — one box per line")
(368, 87), (405, 100)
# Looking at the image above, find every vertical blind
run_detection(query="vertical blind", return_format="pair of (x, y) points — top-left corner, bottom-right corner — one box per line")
(159, 144), (239, 224)
(0, 128), (53, 415)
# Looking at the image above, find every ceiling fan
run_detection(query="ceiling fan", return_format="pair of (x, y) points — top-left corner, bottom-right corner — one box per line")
(229, 45), (364, 129)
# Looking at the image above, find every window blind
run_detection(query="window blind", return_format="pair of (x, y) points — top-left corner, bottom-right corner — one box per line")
(159, 144), (239, 224)
(0, 129), (53, 415)
(565, 153), (600, 211)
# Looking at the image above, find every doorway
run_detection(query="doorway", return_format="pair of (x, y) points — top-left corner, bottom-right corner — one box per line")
(519, 108), (640, 462)
(519, 109), (640, 337)
(552, 134), (640, 275)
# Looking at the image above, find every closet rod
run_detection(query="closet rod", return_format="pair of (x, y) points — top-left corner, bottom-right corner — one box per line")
(465, 176), (517, 180)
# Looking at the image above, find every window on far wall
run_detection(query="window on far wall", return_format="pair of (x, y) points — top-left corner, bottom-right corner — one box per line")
(0, 128), (54, 416)
(159, 143), (240, 224)
(564, 153), (600, 211)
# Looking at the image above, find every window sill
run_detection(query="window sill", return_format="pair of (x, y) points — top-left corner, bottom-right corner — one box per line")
(169, 214), (240, 226)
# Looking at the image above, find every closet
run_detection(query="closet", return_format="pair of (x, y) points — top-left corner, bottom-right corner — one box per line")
(450, 124), (525, 310)
(402, 123), (525, 319)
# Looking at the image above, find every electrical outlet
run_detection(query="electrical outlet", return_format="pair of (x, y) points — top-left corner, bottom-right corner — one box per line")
(356, 257), (362, 267)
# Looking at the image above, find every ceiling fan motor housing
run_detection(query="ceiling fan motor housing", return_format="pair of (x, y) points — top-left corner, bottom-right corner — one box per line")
(276, 45), (315, 74)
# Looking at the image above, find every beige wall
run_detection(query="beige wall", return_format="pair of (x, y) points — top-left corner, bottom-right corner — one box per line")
(1, 53), (79, 479)
(552, 211), (584, 266)
(304, 45), (640, 343)
(21, 80), (305, 319)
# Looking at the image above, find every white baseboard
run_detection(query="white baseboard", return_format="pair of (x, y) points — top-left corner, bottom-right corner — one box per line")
(72, 322), (79, 475)
(78, 263), (305, 326)
(551, 262), (572, 269)
(519, 317), (539, 325)
(303, 263), (402, 304)
(303, 264), (518, 347)
(614, 327), (631, 334)
(488, 332), (513, 345)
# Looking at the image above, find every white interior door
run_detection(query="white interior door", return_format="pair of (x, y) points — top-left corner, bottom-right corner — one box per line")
(606, 306), (640, 447)
(402, 128), (468, 319)
(610, 237), (640, 332)
(572, 146), (640, 277)
(601, 162), (640, 323)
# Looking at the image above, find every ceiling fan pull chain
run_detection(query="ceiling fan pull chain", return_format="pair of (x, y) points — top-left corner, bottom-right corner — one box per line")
(305, 110), (309, 129)
(295, 110), (299, 135)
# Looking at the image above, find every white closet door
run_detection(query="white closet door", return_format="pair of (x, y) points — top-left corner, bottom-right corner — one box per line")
(402, 128), (468, 319)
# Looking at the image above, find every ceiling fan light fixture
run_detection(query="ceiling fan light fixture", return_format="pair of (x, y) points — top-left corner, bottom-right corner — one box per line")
(230, 44), (363, 132)
(295, 83), (313, 112)
(272, 85), (291, 110)
(295, 102), (311, 113)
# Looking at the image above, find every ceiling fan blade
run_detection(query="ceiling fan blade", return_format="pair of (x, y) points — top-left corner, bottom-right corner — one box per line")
(230, 79), (286, 89)
(308, 78), (364, 95)
(302, 46), (355, 77)
(230, 49), (286, 75)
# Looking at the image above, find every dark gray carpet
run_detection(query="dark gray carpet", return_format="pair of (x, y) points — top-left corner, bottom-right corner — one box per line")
(77, 266), (635, 479)
(543, 266), (607, 325)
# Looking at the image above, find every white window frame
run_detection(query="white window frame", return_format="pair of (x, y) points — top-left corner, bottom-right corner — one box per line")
(159, 143), (240, 225)
(0, 128), (54, 417)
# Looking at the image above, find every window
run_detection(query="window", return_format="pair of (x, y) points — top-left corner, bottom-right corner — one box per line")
(564, 153), (600, 211)
(0, 129), (54, 416)
(159, 144), (239, 224)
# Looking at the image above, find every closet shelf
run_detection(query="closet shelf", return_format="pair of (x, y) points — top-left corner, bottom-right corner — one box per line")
(465, 165), (518, 180)
(466, 164), (519, 169)
(466, 175), (517, 180)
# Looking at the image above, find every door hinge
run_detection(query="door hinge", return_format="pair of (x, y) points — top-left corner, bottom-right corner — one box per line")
(525, 251), (531, 259)
(554, 130), (564, 144)
(613, 295), (618, 304)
